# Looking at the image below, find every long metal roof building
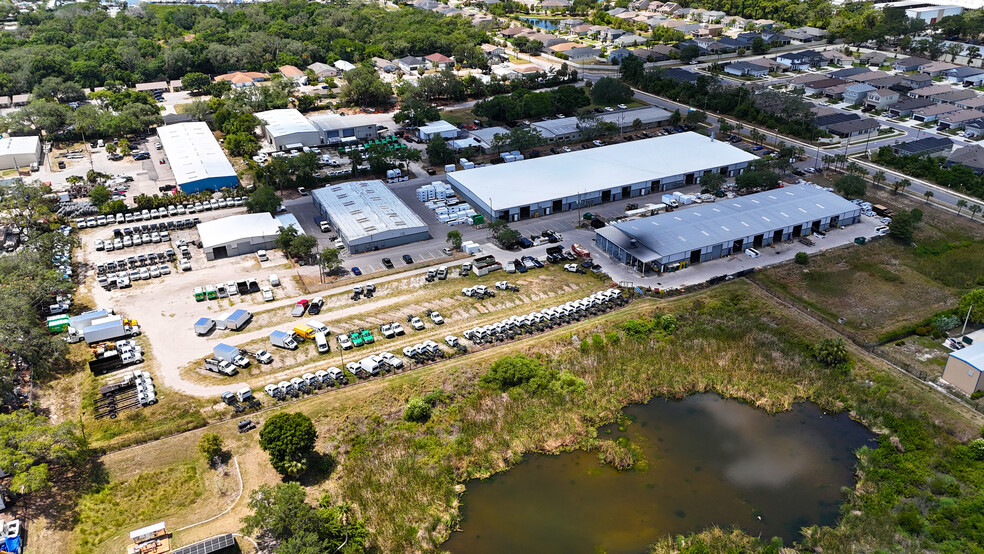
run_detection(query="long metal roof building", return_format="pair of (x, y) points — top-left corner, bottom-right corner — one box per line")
(256, 108), (322, 150)
(311, 180), (429, 254)
(447, 132), (758, 221)
(157, 122), (238, 193)
(596, 185), (862, 274)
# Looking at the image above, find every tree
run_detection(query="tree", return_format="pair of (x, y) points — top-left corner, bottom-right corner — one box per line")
(924, 190), (934, 203)
(393, 98), (440, 127)
(287, 235), (318, 261)
(872, 170), (886, 189)
(700, 172), (725, 193)
(814, 337), (849, 368)
(318, 248), (341, 275)
(0, 411), (85, 496)
(749, 128), (766, 145)
(488, 219), (520, 248)
(446, 230), (463, 250)
(668, 109), (682, 127)
(751, 36), (769, 55)
(945, 43), (962, 62)
(590, 77), (633, 105)
(404, 397), (432, 423)
(680, 45), (701, 63)
(258, 412), (317, 476)
(105, 142), (117, 154)
(888, 209), (922, 242)
(225, 132), (259, 158)
(833, 175), (866, 199)
(275, 226), (299, 252)
(117, 138), (131, 156)
(893, 178), (911, 195)
(970, 204), (982, 219)
(685, 109), (706, 125)
(182, 72), (211, 95)
(241, 482), (367, 553)
(246, 185), (281, 215)
(968, 45), (981, 67)
(795, 252), (809, 265)
(958, 289), (984, 325)
(718, 118), (734, 135)
(89, 184), (111, 207)
(480, 354), (545, 391)
(426, 136), (455, 166)
(340, 66), (393, 108)
(957, 199), (968, 215)
(198, 433), (224, 466)
(735, 170), (780, 191)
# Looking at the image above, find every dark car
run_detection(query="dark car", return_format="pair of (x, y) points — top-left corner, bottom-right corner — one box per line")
(402, 254), (414, 264)
(352, 267), (362, 276)
(381, 257), (394, 269)
(57, 161), (66, 169)
(133, 152), (150, 160)
(517, 236), (534, 249)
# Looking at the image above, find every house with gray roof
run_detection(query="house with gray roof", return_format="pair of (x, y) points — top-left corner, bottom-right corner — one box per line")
(892, 136), (954, 157)
(844, 83), (877, 104)
(945, 144), (984, 174)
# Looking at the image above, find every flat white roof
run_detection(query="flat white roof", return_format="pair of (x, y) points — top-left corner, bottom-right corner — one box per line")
(308, 113), (380, 132)
(448, 132), (758, 211)
(130, 521), (166, 541)
(0, 135), (40, 156)
(197, 213), (283, 249)
(418, 120), (459, 134)
(157, 122), (237, 187)
(311, 180), (427, 244)
(951, 341), (984, 371)
(256, 108), (320, 137)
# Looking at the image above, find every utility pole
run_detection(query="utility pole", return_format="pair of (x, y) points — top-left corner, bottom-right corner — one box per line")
(961, 304), (974, 336)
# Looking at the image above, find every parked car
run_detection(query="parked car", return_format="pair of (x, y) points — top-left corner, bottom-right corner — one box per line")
(381, 257), (394, 269)
(402, 254), (414, 264)
(261, 286), (275, 301)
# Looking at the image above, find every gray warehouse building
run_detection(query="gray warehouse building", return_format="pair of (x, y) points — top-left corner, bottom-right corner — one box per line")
(311, 180), (429, 253)
(198, 213), (284, 260)
(447, 132), (758, 221)
(596, 185), (861, 275)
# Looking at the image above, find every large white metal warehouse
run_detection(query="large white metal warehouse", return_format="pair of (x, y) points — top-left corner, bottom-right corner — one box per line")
(596, 185), (862, 275)
(0, 136), (41, 170)
(256, 108), (323, 150)
(157, 122), (238, 193)
(311, 180), (429, 254)
(198, 213), (284, 260)
(447, 132), (758, 221)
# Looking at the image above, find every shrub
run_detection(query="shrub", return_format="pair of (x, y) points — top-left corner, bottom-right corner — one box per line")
(259, 412), (318, 476)
(481, 354), (545, 391)
(971, 391), (984, 400)
(915, 326), (934, 336)
(404, 397), (432, 423)
(814, 337), (849, 368)
(897, 504), (924, 535)
(794, 251), (809, 265)
(895, 340), (906, 346)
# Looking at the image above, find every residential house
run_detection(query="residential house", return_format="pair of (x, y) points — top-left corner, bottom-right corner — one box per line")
(827, 118), (880, 138)
(849, 70), (890, 83)
(307, 62), (338, 79)
(746, 58), (788, 73)
(936, 109), (984, 130)
(754, 19), (776, 29)
(722, 16), (748, 29)
(859, 51), (888, 66)
(783, 28), (819, 42)
(845, 83), (878, 104)
(397, 56), (426, 72)
(775, 50), (827, 70)
(902, 73), (933, 89)
(945, 66), (984, 83)
(814, 112), (861, 130)
(805, 78), (849, 96)
(500, 26), (532, 38)
(557, 18), (584, 29)
(908, 84), (957, 99)
(962, 119), (984, 138)
(609, 48), (633, 64)
(695, 25), (724, 37)
(570, 24), (593, 35)
(529, 33), (566, 48)
(821, 50), (853, 65)
(373, 57), (397, 72)
(892, 136), (954, 157)
(333, 60), (356, 72)
(595, 27), (626, 42)
(214, 71), (267, 87)
(932, 89), (978, 105)
(864, 89), (900, 110)
(724, 61), (770, 77)
(760, 31), (790, 45)
(955, 96), (984, 110)
(0, 97), (9, 109)
(658, 2), (681, 14)
(912, 103), (961, 122)
(798, 26), (828, 39)
(892, 56), (932, 72)
(661, 67), (702, 84)
(566, 47), (601, 61)
(963, 73), (984, 87)
(866, 75), (905, 90)
(425, 53), (454, 69)
(829, 67), (871, 80)
(491, 66), (519, 80)
(919, 60), (959, 76)
(607, 7), (628, 16)
(541, 0), (571, 9)
(614, 34), (647, 47)
(480, 43), (506, 60)
(630, 47), (671, 62)
(944, 144), (984, 174)
(549, 42), (581, 54)
(278, 65), (307, 85)
(789, 73), (828, 88)
(887, 97), (935, 117)
(135, 81), (168, 94)
(823, 83), (848, 100)
(169, 79), (182, 93)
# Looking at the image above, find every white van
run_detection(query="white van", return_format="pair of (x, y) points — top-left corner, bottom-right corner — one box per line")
(745, 248), (761, 258)
(315, 331), (329, 354)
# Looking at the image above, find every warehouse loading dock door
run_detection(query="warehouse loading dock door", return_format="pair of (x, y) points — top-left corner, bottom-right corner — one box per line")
(212, 246), (228, 260)
(811, 220), (821, 233)
(732, 239), (743, 252)
(602, 190), (611, 202)
(685, 173), (695, 185)
(792, 224), (803, 238)
(772, 229), (783, 243)
(689, 249), (701, 264)
(520, 206), (530, 219)
(753, 234), (764, 248)
(553, 199), (562, 213)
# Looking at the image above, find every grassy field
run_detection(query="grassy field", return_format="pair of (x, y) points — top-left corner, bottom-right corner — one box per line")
(754, 187), (984, 343)
(62, 281), (984, 553)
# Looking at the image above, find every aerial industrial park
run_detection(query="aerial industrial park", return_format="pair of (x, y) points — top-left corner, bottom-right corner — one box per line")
(2, 1), (984, 553)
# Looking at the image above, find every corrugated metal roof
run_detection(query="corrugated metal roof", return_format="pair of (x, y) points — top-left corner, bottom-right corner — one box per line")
(951, 341), (984, 372)
(613, 185), (860, 261)
(197, 213), (283, 250)
(311, 180), (427, 244)
(157, 122), (237, 187)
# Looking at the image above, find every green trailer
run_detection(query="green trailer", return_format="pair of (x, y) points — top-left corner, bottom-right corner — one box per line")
(471, 214), (484, 225)
(47, 315), (70, 334)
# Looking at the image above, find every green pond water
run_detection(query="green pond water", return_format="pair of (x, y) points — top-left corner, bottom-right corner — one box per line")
(445, 394), (875, 553)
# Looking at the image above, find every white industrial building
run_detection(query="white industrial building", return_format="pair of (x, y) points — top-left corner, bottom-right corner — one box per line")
(0, 136), (41, 170)
(311, 180), (429, 253)
(417, 120), (460, 141)
(198, 213), (284, 260)
(447, 132), (758, 221)
(256, 109), (322, 150)
(308, 113), (382, 145)
(596, 185), (861, 275)
(532, 106), (672, 142)
(157, 122), (238, 193)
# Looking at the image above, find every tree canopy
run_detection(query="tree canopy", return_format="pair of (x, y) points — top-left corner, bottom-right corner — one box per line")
(259, 412), (318, 476)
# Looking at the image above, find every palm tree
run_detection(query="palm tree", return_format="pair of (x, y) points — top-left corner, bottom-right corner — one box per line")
(894, 178), (911, 194)
(957, 198), (968, 215)
(821, 154), (834, 169)
(283, 458), (308, 478)
(846, 161), (867, 175)
(924, 190), (934, 203)
(834, 153), (848, 169)
(872, 170), (886, 188)
(971, 204), (982, 219)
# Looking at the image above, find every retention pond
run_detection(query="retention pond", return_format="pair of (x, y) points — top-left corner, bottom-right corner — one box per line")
(445, 394), (875, 553)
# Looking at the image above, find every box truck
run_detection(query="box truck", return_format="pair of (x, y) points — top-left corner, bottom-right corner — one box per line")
(213, 343), (250, 367)
(270, 330), (298, 350)
(194, 317), (215, 336)
(224, 309), (252, 331)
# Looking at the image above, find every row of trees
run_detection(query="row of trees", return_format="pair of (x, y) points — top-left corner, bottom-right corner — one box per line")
(473, 85), (589, 123)
(871, 146), (984, 202)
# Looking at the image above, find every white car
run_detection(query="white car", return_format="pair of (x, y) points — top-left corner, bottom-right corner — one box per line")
(159, 264), (171, 275)
(257, 250), (268, 262)
(139, 268), (150, 280)
(745, 248), (761, 258)
(269, 273), (280, 286)
(94, 239), (104, 251)
(180, 259), (192, 271)
(380, 352), (404, 369)
(255, 349), (274, 364)
(261, 286), (275, 301)
(391, 322), (405, 335)
(874, 225), (890, 236)
(319, 221), (331, 233)
(409, 317), (425, 331)
(149, 266), (161, 278)
(337, 334), (353, 350)
(429, 311), (445, 325)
